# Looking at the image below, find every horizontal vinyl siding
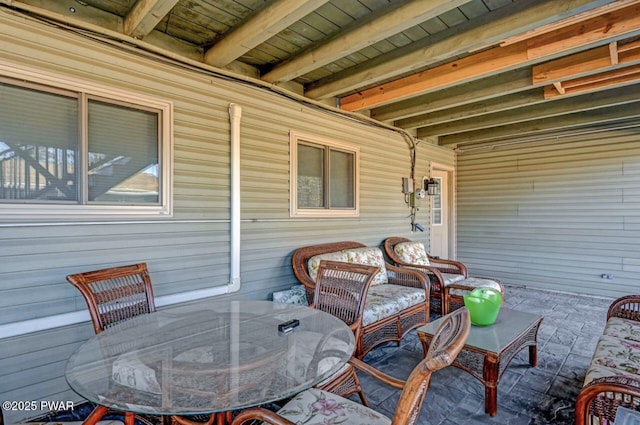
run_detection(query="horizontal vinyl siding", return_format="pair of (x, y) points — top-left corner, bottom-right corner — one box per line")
(0, 10), (454, 421)
(456, 130), (640, 298)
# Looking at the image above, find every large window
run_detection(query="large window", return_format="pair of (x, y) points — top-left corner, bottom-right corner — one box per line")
(0, 66), (172, 218)
(290, 131), (359, 217)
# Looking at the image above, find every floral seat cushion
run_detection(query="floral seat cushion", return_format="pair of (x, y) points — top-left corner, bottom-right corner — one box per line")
(584, 334), (640, 385)
(447, 277), (502, 297)
(342, 247), (389, 285)
(362, 284), (426, 326)
(394, 241), (430, 266)
(272, 284), (308, 305)
(275, 388), (391, 425)
(283, 331), (353, 382)
(307, 251), (349, 282)
(112, 352), (161, 394)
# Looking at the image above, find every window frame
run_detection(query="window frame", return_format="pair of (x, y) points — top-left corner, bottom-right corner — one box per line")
(431, 176), (443, 226)
(0, 62), (173, 219)
(290, 130), (359, 218)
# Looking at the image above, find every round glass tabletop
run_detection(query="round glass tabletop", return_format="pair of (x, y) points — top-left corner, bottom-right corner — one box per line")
(65, 300), (355, 416)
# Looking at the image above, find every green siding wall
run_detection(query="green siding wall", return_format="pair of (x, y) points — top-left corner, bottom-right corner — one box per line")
(456, 130), (640, 298)
(0, 10), (452, 421)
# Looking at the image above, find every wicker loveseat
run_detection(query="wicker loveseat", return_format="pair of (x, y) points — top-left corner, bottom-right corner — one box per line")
(575, 295), (640, 425)
(292, 241), (430, 359)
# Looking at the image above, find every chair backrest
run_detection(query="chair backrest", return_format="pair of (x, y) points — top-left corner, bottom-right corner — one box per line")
(313, 260), (379, 333)
(66, 263), (156, 334)
(391, 307), (470, 425)
(383, 236), (414, 266)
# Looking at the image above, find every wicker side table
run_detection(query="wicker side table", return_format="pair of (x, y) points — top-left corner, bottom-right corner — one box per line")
(417, 308), (543, 416)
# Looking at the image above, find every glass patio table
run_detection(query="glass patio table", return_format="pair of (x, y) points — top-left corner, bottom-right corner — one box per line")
(65, 299), (355, 424)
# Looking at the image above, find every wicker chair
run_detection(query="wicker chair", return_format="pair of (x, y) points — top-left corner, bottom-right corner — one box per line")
(384, 237), (504, 315)
(67, 263), (219, 425)
(230, 307), (471, 425)
(292, 241), (429, 359)
(312, 260), (379, 406)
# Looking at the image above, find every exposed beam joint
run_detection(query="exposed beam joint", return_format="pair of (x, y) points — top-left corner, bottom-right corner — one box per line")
(204, 0), (329, 68)
(124, 0), (179, 39)
(340, 3), (640, 111)
(610, 41), (619, 65)
(543, 64), (640, 98)
(553, 81), (565, 94)
(261, 0), (472, 84)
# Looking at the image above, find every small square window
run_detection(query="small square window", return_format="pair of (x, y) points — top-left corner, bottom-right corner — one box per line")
(290, 131), (359, 217)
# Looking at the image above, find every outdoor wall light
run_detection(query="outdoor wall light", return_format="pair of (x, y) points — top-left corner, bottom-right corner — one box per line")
(424, 178), (440, 196)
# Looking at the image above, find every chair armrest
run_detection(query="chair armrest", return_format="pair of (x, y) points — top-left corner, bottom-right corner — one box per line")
(386, 263), (431, 293)
(231, 407), (296, 425)
(607, 295), (640, 321)
(575, 376), (640, 425)
(349, 358), (405, 391)
(389, 263), (444, 293)
(427, 258), (468, 278)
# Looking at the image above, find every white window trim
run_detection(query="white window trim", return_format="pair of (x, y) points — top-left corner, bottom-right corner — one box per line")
(0, 61), (174, 219)
(290, 130), (359, 217)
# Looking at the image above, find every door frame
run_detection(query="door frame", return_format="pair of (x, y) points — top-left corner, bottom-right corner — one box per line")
(430, 162), (457, 260)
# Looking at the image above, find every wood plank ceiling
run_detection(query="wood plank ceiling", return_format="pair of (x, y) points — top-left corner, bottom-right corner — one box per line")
(3, 0), (640, 148)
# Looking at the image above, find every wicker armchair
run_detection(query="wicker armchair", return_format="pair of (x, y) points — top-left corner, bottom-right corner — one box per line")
(292, 241), (430, 358)
(575, 295), (640, 425)
(312, 260), (379, 406)
(384, 237), (504, 315)
(66, 263), (218, 425)
(231, 307), (471, 425)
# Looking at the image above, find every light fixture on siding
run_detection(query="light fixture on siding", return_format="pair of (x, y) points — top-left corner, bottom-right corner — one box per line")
(424, 178), (440, 196)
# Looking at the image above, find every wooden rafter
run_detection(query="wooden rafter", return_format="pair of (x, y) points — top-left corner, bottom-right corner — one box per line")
(261, 0), (472, 84)
(535, 37), (640, 98)
(123, 0), (179, 39)
(204, 0), (329, 68)
(339, 3), (640, 112)
(305, 0), (620, 100)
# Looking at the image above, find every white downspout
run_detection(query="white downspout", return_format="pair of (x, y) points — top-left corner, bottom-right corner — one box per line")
(227, 103), (242, 292)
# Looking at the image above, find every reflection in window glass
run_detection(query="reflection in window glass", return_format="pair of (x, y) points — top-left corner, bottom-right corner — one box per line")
(330, 149), (354, 208)
(0, 83), (78, 202)
(297, 143), (324, 208)
(88, 100), (159, 204)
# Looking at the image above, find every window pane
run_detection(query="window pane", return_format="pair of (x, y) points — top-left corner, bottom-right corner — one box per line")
(0, 83), (78, 201)
(330, 149), (354, 208)
(432, 178), (442, 225)
(297, 143), (324, 208)
(88, 100), (159, 204)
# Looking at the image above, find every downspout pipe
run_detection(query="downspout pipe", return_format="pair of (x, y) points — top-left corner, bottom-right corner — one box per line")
(227, 103), (242, 292)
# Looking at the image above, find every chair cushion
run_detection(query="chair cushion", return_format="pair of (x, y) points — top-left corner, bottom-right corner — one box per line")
(584, 334), (640, 385)
(393, 241), (430, 266)
(307, 251), (349, 282)
(282, 331), (353, 382)
(447, 277), (502, 297)
(273, 285), (308, 305)
(342, 247), (388, 285)
(362, 284), (426, 326)
(112, 353), (161, 394)
(441, 273), (466, 285)
(276, 388), (391, 425)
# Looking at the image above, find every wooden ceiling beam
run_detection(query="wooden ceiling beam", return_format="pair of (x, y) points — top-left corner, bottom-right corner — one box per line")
(543, 64), (640, 98)
(204, 0), (329, 68)
(418, 83), (640, 137)
(438, 102), (640, 146)
(261, 0), (472, 84)
(305, 0), (618, 100)
(340, 3), (640, 112)
(371, 68), (533, 122)
(395, 89), (544, 129)
(123, 0), (179, 39)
